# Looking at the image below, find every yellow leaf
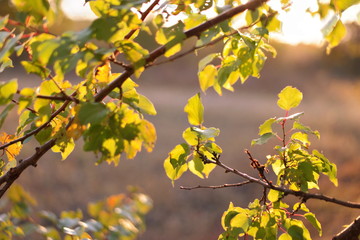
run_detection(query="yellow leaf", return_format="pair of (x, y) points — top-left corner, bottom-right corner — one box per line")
(0, 133), (22, 161)
(277, 86), (303, 111)
(95, 61), (111, 84)
(184, 93), (204, 126)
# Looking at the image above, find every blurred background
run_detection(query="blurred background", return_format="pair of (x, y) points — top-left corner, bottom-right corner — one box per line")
(1, 0), (360, 239)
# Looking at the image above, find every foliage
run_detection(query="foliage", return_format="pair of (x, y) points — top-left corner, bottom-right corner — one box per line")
(0, 0), (359, 239)
(0, 184), (152, 240)
(165, 86), (335, 239)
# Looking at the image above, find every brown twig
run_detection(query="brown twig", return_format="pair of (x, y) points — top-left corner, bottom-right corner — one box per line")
(180, 181), (251, 190)
(214, 157), (360, 209)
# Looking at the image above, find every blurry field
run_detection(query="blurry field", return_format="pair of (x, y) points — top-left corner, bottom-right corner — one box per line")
(2, 41), (360, 240)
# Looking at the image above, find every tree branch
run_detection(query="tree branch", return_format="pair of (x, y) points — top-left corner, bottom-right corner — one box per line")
(180, 181), (251, 190)
(333, 216), (360, 240)
(214, 157), (360, 209)
(0, 139), (56, 198)
(94, 0), (269, 101)
(0, 100), (72, 151)
(0, 0), (269, 199)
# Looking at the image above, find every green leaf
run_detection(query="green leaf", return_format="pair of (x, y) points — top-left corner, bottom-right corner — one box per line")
(313, 150), (338, 186)
(188, 155), (205, 179)
(284, 219), (311, 240)
(164, 143), (190, 184)
(0, 33), (23, 63)
(184, 93), (204, 126)
(21, 61), (50, 79)
(0, 103), (15, 129)
(277, 86), (303, 111)
(35, 126), (52, 145)
(251, 132), (274, 145)
(0, 79), (18, 105)
(230, 212), (250, 233)
(304, 212), (322, 236)
(0, 57), (13, 73)
(155, 22), (185, 57)
(258, 118), (276, 135)
(267, 189), (282, 202)
(52, 138), (75, 160)
(293, 121), (320, 138)
(0, 15), (8, 29)
(78, 102), (109, 125)
(291, 132), (310, 146)
(198, 53), (219, 72)
(137, 94), (157, 115)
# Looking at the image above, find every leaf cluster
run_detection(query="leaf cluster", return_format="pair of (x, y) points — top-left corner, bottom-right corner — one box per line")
(0, 184), (152, 240)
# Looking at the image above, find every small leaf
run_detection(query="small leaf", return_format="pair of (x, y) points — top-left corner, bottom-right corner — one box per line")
(0, 103), (15, 129)
(164, 143), (190, 184)
(258, 118), (276, 135)
(0, 79), (18, 105)
(251, 132), (274, 145)
(267, 189), (282, 202)
(136, 94), (157, 115)
(198, 53), (219, 72)
(325, 19), (346, 54)
(304, 212), (322, 236)
(230, 212), (250, 232)
(277, 86), (303, 111)
(184, 93), (204, 126)
(191, 127), (220, 140)
(182, 127), (199, 145)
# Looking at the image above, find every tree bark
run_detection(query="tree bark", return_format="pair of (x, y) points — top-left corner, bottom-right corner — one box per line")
(333, 216), (360, 240)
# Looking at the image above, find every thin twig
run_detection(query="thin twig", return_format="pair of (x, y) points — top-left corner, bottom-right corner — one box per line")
(180, 181), (251, 190)
(214, 158), (360, 209)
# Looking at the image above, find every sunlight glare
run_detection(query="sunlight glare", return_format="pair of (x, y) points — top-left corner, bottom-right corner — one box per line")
(61, 0), (360, 45)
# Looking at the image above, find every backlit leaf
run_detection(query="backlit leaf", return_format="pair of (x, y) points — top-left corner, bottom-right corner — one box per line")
(325, 19), (346, 54)
(258, 118), (276, 135)
(304, 212), (322, 236)
(184, 93), (204, 126)
(164, 143), (189, 184)
(0, 79), (18, 105)
(199, 64), (217, 92)
(277, 86), (303, 111)
(333, 0), (360, 12)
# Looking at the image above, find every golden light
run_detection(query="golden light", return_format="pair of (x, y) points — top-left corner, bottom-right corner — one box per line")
(60, 0), (360, 45)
